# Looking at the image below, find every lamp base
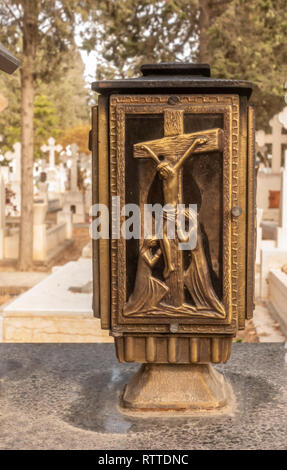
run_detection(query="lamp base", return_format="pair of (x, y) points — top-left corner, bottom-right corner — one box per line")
(121, 363), (231, 411)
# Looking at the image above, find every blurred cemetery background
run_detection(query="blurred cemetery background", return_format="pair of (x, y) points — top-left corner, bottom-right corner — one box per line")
(0, 1), (286, 344)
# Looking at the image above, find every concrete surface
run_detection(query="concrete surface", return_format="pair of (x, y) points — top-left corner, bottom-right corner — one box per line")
(0, 259), (112, 343)
(0, 343), (286, 450)
(2, 258), (92, 315)
(260, 247), (287, 299)
(268, 269), (287, 338)
(0, 271), (48, 289)
(253, 301), (286, 342)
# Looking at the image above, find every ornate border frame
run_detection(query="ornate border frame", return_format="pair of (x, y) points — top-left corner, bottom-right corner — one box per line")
(109, 95), (240, 335)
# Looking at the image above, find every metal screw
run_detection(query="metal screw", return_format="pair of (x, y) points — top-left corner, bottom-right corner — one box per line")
(231, 206), (242, 218)
(168, 95), (180, 105)
(170, 323), (179, 333)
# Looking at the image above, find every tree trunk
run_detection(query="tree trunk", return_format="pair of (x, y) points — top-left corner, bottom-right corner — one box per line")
(198, 0), (210, 63)
(19, 57), (34, 270)
(18, 4), (36, 270)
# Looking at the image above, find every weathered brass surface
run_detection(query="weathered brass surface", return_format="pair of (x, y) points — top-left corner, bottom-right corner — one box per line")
(246, 105), (256, 320)
(121, 363), (231, 411)
(92, 64), (255, 410)
(115, 335), (232, 364)
(127, 125), (225, 317)
(109, 94), (241, 335)
(97, 96), (110, 329)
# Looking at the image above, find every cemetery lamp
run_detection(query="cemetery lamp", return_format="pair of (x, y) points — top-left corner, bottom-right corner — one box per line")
(91, 63), (255, 411)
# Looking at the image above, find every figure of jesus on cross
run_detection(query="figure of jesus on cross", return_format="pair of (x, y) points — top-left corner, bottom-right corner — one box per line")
(132, 109), (225, 315)
(139, 136), (207, 279)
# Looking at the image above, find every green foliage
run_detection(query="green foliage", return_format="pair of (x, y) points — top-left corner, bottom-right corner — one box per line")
(59, 123), (90, 154)
(0, 1), (92, 80)
(0, 1), (90, 156)
(83, 0), (199, 79)
(0, 69), (21, 154)
(207, 0), (287, 129)
(33, 94), (59, 159)
(0, 47), (89, 157)
(82, 0), (287, 128)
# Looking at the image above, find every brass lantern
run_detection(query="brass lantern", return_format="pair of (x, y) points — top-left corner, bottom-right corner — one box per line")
(91, 63), (255, 411)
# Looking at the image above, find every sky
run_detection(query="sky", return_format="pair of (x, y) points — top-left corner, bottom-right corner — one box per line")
(75, 22), (99, 86)
(79, 49), (98, 85)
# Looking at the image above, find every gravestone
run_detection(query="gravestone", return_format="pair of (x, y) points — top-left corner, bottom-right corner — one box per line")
(63, 143), (85, 223)
(277, 152), (287, 248)
(256, 109), (287, 221)
(41, 137), (62, 197)
(0, 168), (6, 259)
(41, 137), (62, 169)
(5, 142), (21, 212)
(38, 180), (49, 204)
(33, 202), (48, 261)
(256, 207), (263, 265)
(256, 111), (287, 173)
(79, 153), (92, 214)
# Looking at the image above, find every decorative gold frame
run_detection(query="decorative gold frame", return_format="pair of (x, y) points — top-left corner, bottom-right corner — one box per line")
(104, 94), (244, 336)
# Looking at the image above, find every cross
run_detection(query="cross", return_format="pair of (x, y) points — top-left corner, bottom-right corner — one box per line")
(133, 109), (223, 307)
(256, 112), (287, 173)
(41, 137), (62, 168)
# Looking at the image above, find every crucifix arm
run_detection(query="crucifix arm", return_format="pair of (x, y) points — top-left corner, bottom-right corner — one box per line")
(173, 137), (207, 172)
(139, 145), (160, 164)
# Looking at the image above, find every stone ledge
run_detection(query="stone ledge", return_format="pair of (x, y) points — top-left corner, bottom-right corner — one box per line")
(2, 315), (113, 343)
(268, 269), (287, 338)
(0, 343), (285, 449)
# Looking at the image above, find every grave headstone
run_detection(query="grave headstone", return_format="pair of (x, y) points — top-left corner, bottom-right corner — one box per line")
(256, 208), (263, 265)
(38, 181), (49, 204)
(41, 137), (62, 169)
(33, 202), (48, 261)
(41, 137), (63, 199)
(4, 142), (21, 212)
(256, 112), (287, 173)
(63, 143), (85, 223)
(277, 152), (287, 248)
(0, 168), (6, 259)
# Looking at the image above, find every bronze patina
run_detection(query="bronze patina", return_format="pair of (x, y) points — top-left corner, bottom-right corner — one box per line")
(92, 63), (255, 410)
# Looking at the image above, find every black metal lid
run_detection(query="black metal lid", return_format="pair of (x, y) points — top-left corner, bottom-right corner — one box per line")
(92, 62), (253, 98)
(141, 63), (211, 77)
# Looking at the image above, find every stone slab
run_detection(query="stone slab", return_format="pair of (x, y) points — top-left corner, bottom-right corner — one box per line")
(0, 258), (112, 343)
(268, 269), (287, 338)
(0, 343), (286, 450)
(0, 271), (48, 289)
(2, 258), (93, 315)
(82, 241), (92, 258)
(261, 220), (278, 240)
(1, 316), (113, 343)
(253, 301), (286, 342)
(260, 247), (287, 299)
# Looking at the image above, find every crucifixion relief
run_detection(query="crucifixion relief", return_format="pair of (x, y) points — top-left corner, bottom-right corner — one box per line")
(124, 109), (226, 319)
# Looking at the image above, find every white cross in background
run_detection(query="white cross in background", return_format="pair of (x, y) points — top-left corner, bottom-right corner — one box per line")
(256, 109), (287, 173)
(41, 137), (62, 168)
